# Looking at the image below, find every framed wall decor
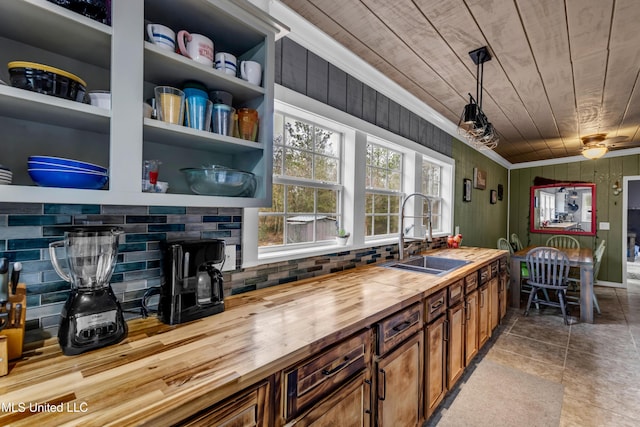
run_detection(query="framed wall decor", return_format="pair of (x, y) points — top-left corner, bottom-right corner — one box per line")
(497, 184), (504, 200)
(473, 167), (487, 189)
(490, 189), (497, 204)
(463, 178), (472, 202)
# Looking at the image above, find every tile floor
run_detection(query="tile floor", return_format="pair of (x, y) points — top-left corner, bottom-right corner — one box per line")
(478, 285), (640, 426)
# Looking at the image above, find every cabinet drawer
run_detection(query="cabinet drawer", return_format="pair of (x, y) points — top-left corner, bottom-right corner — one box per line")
(376, 303), (423, 356)
(479, 266), (491, 284)
(499, 256), (507, 272)
(491, 261), (499, 278)
(425, 289), (447, 323)
(284, 329), (372, 420)
(465, 272), (478, 293)
(448, 280), (464, 306)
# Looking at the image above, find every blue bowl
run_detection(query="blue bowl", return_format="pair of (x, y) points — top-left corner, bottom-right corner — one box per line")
(28, 168), (108, 189)
(28, 156), (107, 174)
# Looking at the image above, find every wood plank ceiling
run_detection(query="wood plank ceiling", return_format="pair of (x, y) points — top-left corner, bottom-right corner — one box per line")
(280, 0), (640, 164)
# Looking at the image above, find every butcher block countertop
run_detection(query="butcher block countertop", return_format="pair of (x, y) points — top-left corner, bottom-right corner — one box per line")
(0, 247), (505, 426)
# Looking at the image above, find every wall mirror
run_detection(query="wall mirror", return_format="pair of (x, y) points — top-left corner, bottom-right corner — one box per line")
(530, 183), (596, 235)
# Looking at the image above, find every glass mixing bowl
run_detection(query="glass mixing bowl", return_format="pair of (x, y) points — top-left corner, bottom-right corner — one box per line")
(180, 166), (256, 197)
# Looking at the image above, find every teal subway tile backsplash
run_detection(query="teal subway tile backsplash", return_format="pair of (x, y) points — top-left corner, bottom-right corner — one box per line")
(8, 215), (71, 226)
(44, 204), (101, 215)
(2, 201), (445, 347)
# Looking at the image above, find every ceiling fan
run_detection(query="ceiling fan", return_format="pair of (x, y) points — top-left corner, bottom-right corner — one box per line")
(580, 133), (634, 159)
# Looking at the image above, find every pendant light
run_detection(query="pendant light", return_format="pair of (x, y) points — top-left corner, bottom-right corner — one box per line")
(457, 46), (499, 150)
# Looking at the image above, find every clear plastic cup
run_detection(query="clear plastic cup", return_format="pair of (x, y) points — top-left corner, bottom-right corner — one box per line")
(154, 86), (185, 125)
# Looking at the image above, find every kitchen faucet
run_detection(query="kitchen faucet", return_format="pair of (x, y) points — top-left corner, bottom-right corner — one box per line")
(399, 192), (434, 260)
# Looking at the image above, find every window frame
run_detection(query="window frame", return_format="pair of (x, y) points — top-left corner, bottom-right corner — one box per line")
(259, 109), (346, 252)
(243, 86), (455, 267)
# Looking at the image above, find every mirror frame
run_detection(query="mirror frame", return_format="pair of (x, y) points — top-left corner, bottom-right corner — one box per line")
(530, 183), (596, 236)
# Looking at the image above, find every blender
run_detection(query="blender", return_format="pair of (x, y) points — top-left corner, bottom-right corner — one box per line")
(49, 226), (127, 355)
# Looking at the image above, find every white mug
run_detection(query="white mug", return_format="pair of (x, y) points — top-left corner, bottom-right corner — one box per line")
(215, 52), (237, 76)
(240, 60), (262, 85)
(146, 24), (176, 51)
(177, 31), (214, 66)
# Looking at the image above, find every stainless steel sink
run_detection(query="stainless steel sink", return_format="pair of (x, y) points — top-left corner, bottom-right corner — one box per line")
(384, 256), (471, 276)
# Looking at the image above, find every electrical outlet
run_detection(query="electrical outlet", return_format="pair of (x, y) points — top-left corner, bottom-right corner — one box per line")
(222, 245), (237, 271)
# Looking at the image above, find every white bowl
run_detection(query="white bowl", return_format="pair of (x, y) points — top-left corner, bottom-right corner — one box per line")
(88, 91), (111, 109)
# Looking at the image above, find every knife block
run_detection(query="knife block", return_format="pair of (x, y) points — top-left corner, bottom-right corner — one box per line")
(0, 283), (26, 376)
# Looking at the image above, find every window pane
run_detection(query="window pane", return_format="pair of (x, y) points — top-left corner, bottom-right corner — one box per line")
(316, 216), (337, 240)
(388, 171), (401, 191)
(372, 167), (386, 189)
(259, 216), (284, 246)
(388, 151), (401, 171)
(374, 216), (388, 235)
(261, 183), (284, 213)
(286, 215), (313, 244)
(317, 189), (338, 214)
(365, 216), (373, 236)
(287, 186), (315, 213)
(284, 148), (313, 179)
(374, 194), (389, 213)
(389, 215), (399, 234)
(315, 126), (338, 156)
(315, 155), (338, 182)
(274, 112), (284, 145)
(365, 193), (373, 214)
(285, 118), (314, 151)
(273, 146), (284, 176)
(389, 195), (400, 214)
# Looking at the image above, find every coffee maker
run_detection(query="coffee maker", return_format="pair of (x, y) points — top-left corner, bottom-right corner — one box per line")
(49, 227), (128, 356)
(160, 239), (225, 325)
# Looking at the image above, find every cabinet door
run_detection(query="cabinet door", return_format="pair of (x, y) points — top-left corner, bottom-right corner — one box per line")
(424, 315), (446, 419)
(179, 380), (270, 427)
(499, 272), (508, 320)
(447, 303), (465, 389)
(376, 333), (423, 427)
(489, 276), (500, 332)
(291, 371), (371, 427)
(464, 290), (479, 366)
(478, 284), (490, 348)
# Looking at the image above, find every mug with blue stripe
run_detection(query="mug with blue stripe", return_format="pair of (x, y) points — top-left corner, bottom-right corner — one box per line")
(146, 23), (176, 52)
(215, 52), (237, 76)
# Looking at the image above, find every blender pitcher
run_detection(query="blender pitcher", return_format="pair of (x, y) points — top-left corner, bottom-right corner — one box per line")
(49, 226), (128, 355)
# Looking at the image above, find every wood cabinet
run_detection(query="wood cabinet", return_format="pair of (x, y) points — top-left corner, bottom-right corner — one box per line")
(283, 329), (372, 422)
(489, 275), (500, 332)
(424, 314), (446, 419)
(499, 271), (508, 320)
(375, 333), (423, 427)
(0, 0), (277, 207)
(288, 371), (372, 427)
(478, 283), (490, 348)
(178, 380), (271, 427)
(464, 289), (479, 366)
(446, 301), (465, 389)
(373, 303), (423, 426)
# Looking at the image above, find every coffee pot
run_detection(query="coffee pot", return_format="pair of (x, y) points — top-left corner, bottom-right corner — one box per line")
(49, 226), (127, 355)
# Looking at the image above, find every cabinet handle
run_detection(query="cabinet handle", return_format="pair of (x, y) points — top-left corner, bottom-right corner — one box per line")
(321, 356), (350, 376)
(379, 368), (386, 401)
(444, 319), (449, 342)
(430, 299), (444, 312)
(392, 320), (412, 333)
(480, 292), (484, 308)
(465, 302), (470, 321)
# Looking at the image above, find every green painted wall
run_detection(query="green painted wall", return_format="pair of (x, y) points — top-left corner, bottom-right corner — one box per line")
(452, 138), (509, 249)
(509, 155), (640, 283)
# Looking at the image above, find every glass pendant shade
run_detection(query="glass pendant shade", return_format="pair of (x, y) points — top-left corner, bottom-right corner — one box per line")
(582, 146), (608, 159)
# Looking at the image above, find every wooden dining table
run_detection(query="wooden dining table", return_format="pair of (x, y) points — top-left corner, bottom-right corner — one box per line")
(510, 246), (595, 323)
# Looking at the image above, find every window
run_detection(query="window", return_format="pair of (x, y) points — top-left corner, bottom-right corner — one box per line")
(365, 142), (402, 238)
(539, 191), (554, 223)
(422, 160), (443, 232)
(259, 112), (343, 248)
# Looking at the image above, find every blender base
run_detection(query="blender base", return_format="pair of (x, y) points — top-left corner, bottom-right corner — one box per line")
(58, 287), (128, 356)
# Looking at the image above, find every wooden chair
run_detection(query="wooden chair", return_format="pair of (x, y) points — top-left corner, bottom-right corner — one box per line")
(546, 234), (580, 249)
(524, 247), (572, 325)
(510, 233), (524, 251)
(567, 240), (605, 314)
(497, 238), (513, 254)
